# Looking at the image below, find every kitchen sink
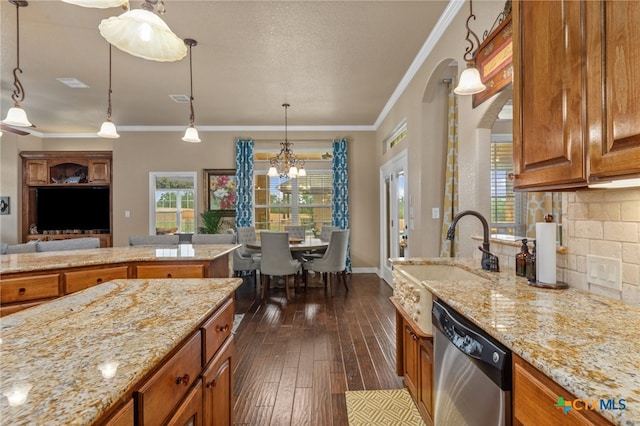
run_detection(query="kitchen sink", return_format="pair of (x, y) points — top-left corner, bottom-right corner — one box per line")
(397, 263), (489, 282)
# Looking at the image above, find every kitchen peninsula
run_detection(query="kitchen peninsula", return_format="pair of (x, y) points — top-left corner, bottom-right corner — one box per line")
(392, 258), (639, 426)
(0, 244), (238, 315)
(0, 277), (242, 425)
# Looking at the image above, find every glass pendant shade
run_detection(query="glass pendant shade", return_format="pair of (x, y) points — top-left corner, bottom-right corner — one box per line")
(454, 63), (486, 95)
(61, 0), (129, 8)
(298, 167), (306, 177)
(97, 120), (120, 138)
(3, 106), (32, 127)
(267, 166), (278, 177)
(288, 166), (298, 178)
(182, 125), (201, 143)
(99, 9), (186, 62)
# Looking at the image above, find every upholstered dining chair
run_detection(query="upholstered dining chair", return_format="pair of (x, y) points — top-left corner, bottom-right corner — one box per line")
(259, 231), (301, 300)
(303, 229), (350, 295)
(319, 226), (339, 242)
(129, 234), (179, 246)
(233, 226), (261, 285)
(284, 225), (306, 240)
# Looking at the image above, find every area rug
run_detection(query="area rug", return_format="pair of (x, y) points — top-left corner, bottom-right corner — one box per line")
(345, 388), (426, 426)
(232, 314), (244, 334)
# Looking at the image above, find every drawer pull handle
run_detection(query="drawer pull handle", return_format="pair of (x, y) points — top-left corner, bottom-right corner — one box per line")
(206, 379), (217, 388)
(411, 332), (418, 341)
(215, 324), (230, 333)
(176, 373), (190, 386)
(96, 278), (103, 284)
(167, 273), (173, 278)
(18, 288), (26, 295)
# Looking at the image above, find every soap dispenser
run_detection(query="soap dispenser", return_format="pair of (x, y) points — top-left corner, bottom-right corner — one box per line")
(526, 239), (537, 283)
(515, 239), (529, 277)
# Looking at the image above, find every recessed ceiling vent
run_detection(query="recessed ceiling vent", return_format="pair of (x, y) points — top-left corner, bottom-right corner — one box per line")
(169, 95), (190, 103)
(56, 78), (89, 88)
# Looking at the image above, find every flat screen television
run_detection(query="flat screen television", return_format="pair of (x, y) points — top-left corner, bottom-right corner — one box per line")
(36, 187), (110, 232)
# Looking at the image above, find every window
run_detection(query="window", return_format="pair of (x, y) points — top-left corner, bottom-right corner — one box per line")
(490, 135), (525, 236)
(149, 172), (197, 235)
(385, 119), (407, 152)
(254, 143), (333, 237)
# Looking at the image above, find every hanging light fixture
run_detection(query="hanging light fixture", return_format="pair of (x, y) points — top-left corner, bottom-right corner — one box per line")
(97, 44), (120, 138)
(182, 38), (201, 143)
(98, 0), (186, 62)
(2, 0), (33, 128)
(453, 0), (486, 95)
(61, 0), (129, 9)
(268, 104), (306, 179)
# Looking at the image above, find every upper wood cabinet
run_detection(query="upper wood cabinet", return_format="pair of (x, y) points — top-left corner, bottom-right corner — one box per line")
(586, 1), (640, 182)
(513, 0), (640, 191)
(21, 151), (112, 186)
(25, 160), (49, 185)
(88, 159), (112, 184)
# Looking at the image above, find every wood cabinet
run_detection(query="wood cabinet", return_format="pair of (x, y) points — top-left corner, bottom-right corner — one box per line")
(20, 151), (112, 245)
(513, 354), (612, 426)
(63, 265), (129, 294)
(586, 1), (640, 182)
(392, 299), (434, 425)
(135, 263), (206, 279)
(0, 273), (60, 316)
(166, 380), (204, 426)
(203, 336), (234, 426)
(102, 399), (134, 426)
(513, 0), (640, 191)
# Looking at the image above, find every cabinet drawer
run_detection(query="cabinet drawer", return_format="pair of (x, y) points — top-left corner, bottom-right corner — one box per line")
(1, 274), (60, 304)
(64, 266), (129, 294)
(136, 331), (202, 425)
(202, 297), (234, 366)
(135, 264), (205, 278)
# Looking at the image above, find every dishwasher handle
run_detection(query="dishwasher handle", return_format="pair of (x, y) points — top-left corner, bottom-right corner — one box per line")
(432, 300), (508, 372)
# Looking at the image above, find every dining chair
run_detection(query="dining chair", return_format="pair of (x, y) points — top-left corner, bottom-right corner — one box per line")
(319, 226), (339, 242)
(191, 233), (237, 244)
(303, 229), (350, 295)
(234, 226), (262, 286)
(129, 235), (179, 246)
(35, 237), (101, 252)
(284, 225), (306, 240)
(259, 231), (301, 300)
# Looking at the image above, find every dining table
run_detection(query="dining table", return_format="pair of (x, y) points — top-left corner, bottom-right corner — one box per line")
(244, 237), (328, 253)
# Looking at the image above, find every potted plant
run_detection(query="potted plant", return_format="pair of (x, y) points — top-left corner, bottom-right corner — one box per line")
(199, 210), (232, 234)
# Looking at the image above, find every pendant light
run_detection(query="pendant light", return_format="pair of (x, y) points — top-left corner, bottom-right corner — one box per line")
(453, 0), (486, 95)
(182, 38), (201, 143)
(2, 0), (33, 128)
(61, 0), (129, 9)
(98, 0), (186, 62)
(97, 44), (120, 138)
(267, 104), (306, 178)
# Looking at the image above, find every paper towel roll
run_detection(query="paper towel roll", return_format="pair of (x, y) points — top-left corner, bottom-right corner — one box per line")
(536, 222), (557, 284)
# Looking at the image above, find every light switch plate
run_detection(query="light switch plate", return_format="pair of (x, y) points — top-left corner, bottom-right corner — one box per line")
(432, 208), (439, 219)
(586, 255), (622, 290)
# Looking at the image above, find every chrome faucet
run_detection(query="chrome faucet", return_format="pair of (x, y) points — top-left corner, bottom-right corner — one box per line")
(446, 210), (500, 272)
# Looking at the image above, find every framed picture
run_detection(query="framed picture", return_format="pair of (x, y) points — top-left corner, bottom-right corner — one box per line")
(0, 196), (9, 215)
(204, 169), (237, 216)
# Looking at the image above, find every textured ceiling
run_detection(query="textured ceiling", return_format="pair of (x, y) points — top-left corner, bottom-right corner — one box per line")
(0, 0), (450, 134)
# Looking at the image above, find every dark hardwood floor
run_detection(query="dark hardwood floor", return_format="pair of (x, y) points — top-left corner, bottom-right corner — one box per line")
(232, 273), (403, 425)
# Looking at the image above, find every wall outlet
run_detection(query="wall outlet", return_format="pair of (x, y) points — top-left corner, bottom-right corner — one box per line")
(586, 255), (622, 290)
(125, 210), (131, 218)
(432, 207), (440, 219)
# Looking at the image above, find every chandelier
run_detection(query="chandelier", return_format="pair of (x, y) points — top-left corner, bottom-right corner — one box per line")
(268, 104), (306, 179)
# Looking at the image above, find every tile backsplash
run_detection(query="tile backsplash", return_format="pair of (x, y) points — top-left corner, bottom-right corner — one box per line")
(483, 188), (640, 306)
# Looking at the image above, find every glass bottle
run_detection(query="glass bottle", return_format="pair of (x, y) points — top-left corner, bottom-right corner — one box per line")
(526, 239), (537, 283)
(515, 239), (529, 277)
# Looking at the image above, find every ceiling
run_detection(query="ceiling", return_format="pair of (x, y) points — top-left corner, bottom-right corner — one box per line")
(1, 0), (452, 135)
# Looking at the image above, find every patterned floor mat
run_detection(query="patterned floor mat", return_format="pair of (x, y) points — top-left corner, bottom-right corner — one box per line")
(345, 388), (426, 426)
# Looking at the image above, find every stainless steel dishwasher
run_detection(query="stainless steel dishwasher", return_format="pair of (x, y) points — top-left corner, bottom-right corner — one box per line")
(432, 300), (512, 426)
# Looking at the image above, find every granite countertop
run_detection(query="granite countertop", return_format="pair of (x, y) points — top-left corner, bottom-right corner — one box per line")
(0, 277), (242, 425)
(0, 244), (239, 274)
(391, 258), (640, 426)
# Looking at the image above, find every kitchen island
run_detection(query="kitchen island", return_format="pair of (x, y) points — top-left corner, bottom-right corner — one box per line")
(391, 258), (639, 426)
(0, 244), (238, 315)
(0, 277), (242, 425)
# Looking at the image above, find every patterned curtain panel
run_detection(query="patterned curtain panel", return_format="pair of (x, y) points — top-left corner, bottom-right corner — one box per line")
(235, 139), (254, 228)
(332, 138), (351, 272)
(525, 192), (560, 238)
(440, 82), (459, 257)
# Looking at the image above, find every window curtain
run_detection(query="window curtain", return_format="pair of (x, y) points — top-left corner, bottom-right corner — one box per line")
(332, 138), (351, 272)
(440, 81), (459, 257)
(235, 139), (254, 228)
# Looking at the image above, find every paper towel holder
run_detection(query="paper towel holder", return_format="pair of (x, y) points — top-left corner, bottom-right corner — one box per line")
(527, 214), (569, 289)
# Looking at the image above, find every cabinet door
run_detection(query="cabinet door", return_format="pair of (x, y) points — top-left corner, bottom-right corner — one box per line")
(418, 338), (434, 425)
(166, 380), (203, 426)
(513, 0), (588, 190)
(135, 264), (205, 278)
(25, 160), (49, 185)
(102, 399), (134, 426)
(202, 336), (233, 426)
(402, 320), (419, 398)
(587, 1), (640, 180)
(89, 159), (111, 184)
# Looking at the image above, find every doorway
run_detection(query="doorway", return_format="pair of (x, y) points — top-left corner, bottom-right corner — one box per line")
(380, 150), (408, 284)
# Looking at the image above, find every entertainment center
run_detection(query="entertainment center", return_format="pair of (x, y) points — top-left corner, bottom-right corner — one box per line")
(20, 151), (112, 247)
